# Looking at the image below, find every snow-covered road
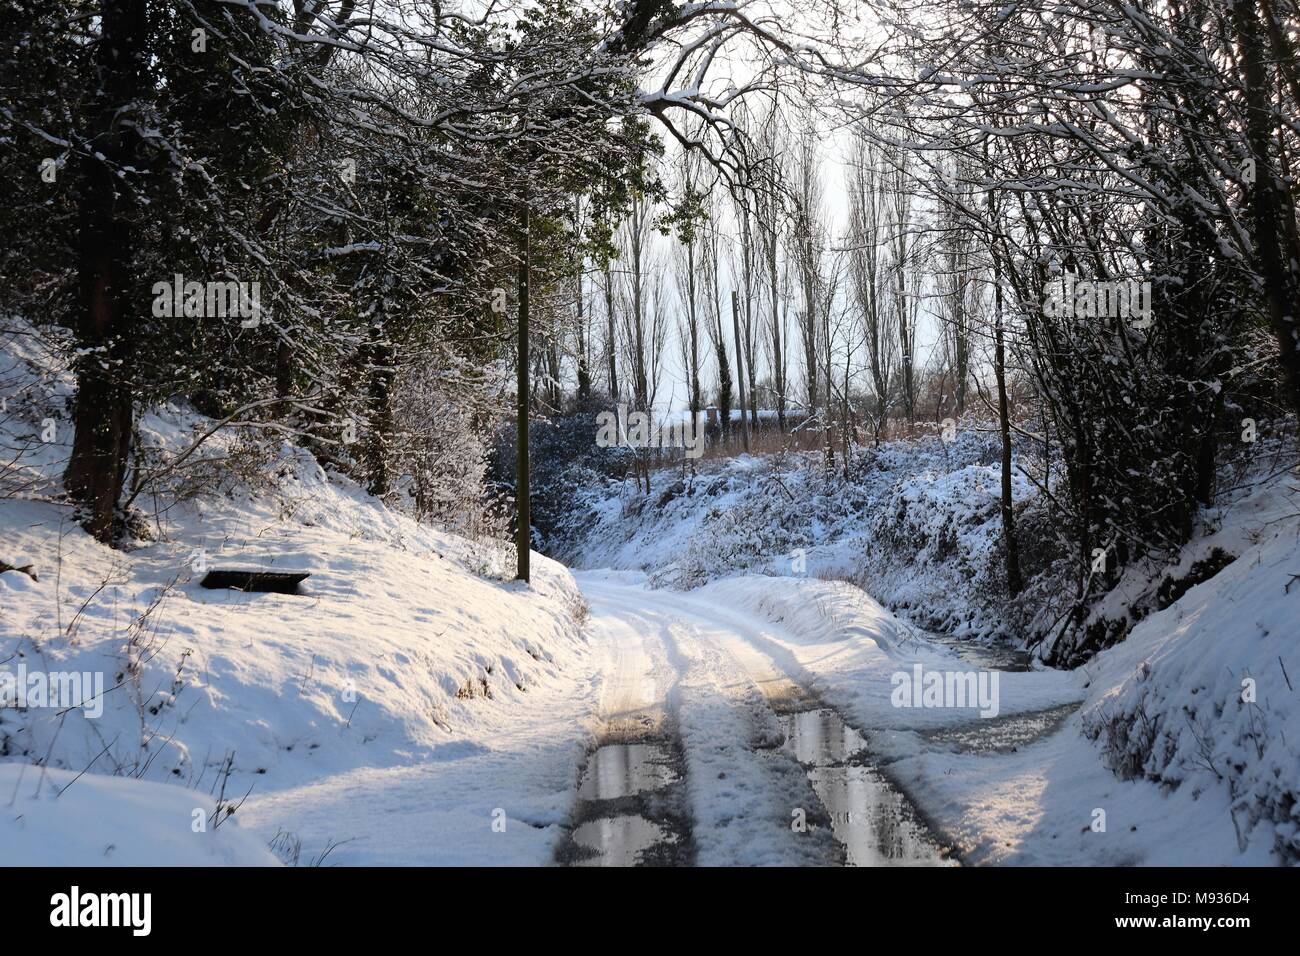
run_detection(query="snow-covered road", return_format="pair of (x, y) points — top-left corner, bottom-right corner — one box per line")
(237, 567), (1266, 867)
(232, 567), (1095, 867)
(567, 572), (1279, 867)
(567, 572), (962, 866)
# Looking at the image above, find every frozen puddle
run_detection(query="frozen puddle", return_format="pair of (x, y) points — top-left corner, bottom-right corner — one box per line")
(558, 738), (693, 866)
(918, 702), (1078, 754)
(577, 743), (679, 800)
(919, 630), (1032, 672)
(779, 708), (954, 867)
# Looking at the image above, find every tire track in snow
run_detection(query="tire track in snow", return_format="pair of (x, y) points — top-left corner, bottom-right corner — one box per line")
(573, 574), (842, 866)
(586, 580), (828, 702)
(557, 586), (693, 865)
(652, 615), (843, 865)
(576, 574), (957, 866)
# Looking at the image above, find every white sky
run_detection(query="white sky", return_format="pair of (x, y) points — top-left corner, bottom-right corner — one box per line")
(586, 0), (953, 413)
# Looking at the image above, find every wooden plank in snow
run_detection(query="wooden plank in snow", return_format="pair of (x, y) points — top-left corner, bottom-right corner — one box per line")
(200, 569), (310, 594)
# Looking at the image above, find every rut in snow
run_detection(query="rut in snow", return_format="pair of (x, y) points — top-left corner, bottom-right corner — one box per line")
(556, 731), (694, 866)
(567, 573), (966, 866)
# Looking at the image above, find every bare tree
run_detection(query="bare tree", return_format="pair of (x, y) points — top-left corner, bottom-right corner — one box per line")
(702, 199), (734, 442)
(618, 194), (668, 492)
(846, 131), (896, 439)
(730, 190), (761, 431)
(754, 105), (789, 431)
(572, 197), (594, 402)
(884, 145), (920, 423)
(932, 161), (976, 418)
(790, 119), (828, 424)
(600, 250), (620, 402)
(673, 150), (705, 421)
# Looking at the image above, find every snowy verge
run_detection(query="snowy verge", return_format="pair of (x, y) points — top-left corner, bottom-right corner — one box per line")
(549, 432), (1051, 644)
(1, 337), (596, 864)
(1, 469), (594, 864)
(696, 548), (1298, 864)
(1074, 476), (1300, 863)
(0, 765), (279, 866)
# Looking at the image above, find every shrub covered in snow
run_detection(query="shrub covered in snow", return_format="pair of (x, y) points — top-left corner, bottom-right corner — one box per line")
(494, 397), (635, 550)
(551, 428), (1057, 644)
(1078, 479), (1300, 862)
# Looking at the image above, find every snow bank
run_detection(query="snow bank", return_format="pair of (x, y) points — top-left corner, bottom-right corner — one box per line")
(1, 481), (592, 864)
(552, 429), (1045, 643)
(0, 765), (279, 866)
(1, 327), (594, 865)
(1077, 477), (1300, 863)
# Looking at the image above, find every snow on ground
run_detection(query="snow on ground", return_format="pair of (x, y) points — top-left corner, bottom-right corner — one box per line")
(579, 571), (841, 865)
(887, 716), (1274, 866)
(1073, 476), (1300, 863)
(550, 430), (1046, 642)
(1, 329), (597, 866)
(1, 471), (597, 864)
(552, 419), (1300, 865)
(693, 575), (1084, 729)
(575, 572), (1080, 863)
(676, 546), (1298, 865)
(5, 315), (1296, 866)
(1, 473), (596, 864)
(0, 764), (280, 866)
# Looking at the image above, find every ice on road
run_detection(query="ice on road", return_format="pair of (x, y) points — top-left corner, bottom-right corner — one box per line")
(573, 571), (959, 866)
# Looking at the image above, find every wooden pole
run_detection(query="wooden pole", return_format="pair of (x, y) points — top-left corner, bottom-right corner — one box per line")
(516, 204), (531, 582)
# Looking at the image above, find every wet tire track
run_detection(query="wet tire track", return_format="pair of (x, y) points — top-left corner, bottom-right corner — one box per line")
(555, 729), (695, 866)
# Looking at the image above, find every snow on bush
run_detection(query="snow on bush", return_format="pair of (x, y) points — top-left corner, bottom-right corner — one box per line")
(553, 428), (1050, 643)
(1078, 479), (1300, 862)
(862, 455), (1039, 637)
(386, 356), (510, 541)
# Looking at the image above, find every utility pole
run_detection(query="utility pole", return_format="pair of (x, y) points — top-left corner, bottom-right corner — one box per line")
(516, 203), (531, 582)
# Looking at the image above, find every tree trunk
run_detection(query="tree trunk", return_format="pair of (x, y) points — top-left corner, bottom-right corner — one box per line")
(364, 322), (394, 497)
(802, 233), (818, 417)
(275, 338), (294, 408)
(993, 270), (1022, 597)
(64, 0), (148, 545)
(768, 233), (785, 432)
(546, 340), (561, 413)
(576, 265), (591, 401)
(741, 212), (759, 428)
(825, 285), (835, 471)
(841, 354), (851, 479)
(714, 302), (732, 443)
(732, 290), (750, 452)
(603, 262), (618, 401)
(1233, 0), (1300, 426)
